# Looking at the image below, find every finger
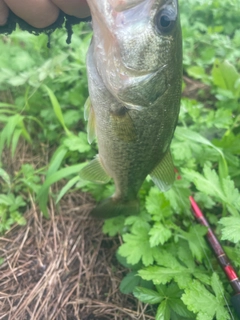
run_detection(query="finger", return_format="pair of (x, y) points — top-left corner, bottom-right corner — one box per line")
(3, 0), (60, 28)
(0, 0), (9, 25)
(51, 0), (90, 18)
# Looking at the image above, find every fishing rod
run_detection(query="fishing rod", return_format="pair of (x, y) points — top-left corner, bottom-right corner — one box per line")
(190, 196), (240, 319)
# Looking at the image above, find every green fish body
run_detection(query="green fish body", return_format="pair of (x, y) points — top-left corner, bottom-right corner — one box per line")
(81, 0), (182, 218)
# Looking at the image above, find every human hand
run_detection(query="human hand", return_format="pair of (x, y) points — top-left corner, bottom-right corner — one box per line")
(0, 0), (90, 28)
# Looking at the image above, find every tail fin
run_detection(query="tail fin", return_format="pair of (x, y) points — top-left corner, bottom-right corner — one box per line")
(90, 197), (139, 219)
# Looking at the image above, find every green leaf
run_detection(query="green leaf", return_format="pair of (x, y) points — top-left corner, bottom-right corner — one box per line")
(139, 250), (210, 289)
(11, 128), (22, 158)
(124, 212), (151, 230)
(149, 223), (172, 247)
(47, 145), (68, 178)
(139, 265), (191, 289)
(116, 251), (141, 269)
(179, 225), (208, 262)
(182, 274), (229, 320)
(224, 246), (240, 267)
(187, 66), (206, 80)
(219, 217), (240, 243)
(0, 168), (11, 189)
(0, 114), (23, 157)
(133, 286), (162, 304)
(168, 299), (194, 319)
(37, 163), (85, 217)
(212, 59), (240, 95)
(146, 187), (172, 220)
(119, 271), (140, 294)
(183, 163), (240, 216)
(118, 225), (159, 266)
(102, 216), (126, 237)
(175, 127), (227, 174)
(164, 179), (191, 214)
(43, 85), (71, 135)
(63, 133), (91, 153)
(0, 194), (15, 206)
(156, 300), (171, 320)
(56, 175), (80, 203)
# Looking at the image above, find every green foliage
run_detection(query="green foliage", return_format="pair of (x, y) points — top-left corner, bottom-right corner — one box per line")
(182, 273), (229, 320)
(0, 193), (26, 233)
(118, 224), (160, 266)
(219, 217), (240, 243)
(0, 0), (240, 319)
(134, 283), (194, 320)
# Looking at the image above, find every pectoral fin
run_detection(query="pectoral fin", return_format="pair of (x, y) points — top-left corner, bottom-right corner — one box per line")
(84, 97), (96, 144)
(110, 108), (136, 142)
(150, 150), (175, 192)
(84, 96), (91, 120)
(79, 155), (111, 184)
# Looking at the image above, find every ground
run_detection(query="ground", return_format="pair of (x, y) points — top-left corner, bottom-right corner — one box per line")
(0, 143), (155, 320)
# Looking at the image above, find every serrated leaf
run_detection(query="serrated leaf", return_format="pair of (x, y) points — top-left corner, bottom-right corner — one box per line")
(124, 212), (151, 230)
(116, 251), (142, 269)
(139, 250), (210, 289)
(224, 246), (240, 267)
(118, 225), (159, 266)
(102, 216), (126, 237)
(175, 127), (228, 177)
(219, 217), (240, 243)
(182, 274), (229, 320)
(179, 225), (208, 262)
(63, 133), (91, 153)
(146, 187), (172, 220)
(139, 265), (192, 289)
(164, 179), (191, 214)
(149, 223), (172, 247)
(182, 163), (240, 216)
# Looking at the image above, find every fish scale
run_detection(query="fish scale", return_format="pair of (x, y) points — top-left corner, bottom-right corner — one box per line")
(80, 0), (182, 218)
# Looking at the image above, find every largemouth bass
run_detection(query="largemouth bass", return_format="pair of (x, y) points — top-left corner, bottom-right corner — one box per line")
(80, 0), (182, 218)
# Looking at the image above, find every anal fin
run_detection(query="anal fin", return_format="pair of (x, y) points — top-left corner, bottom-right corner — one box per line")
(150, 150), (175, 192)
(79, 155), (110, 184)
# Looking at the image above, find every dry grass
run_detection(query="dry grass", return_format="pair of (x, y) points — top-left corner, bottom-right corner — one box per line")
(0, 189), (155, 320)
(0, 141), (156, 319)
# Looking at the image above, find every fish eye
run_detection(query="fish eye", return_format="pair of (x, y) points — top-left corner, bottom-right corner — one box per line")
(155, 7), (177, 34)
